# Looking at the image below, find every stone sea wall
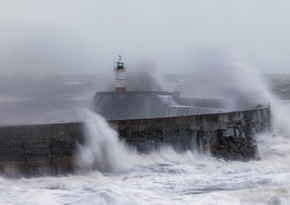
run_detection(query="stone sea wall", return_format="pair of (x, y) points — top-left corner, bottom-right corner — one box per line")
(111, 107), (271, 153)
(0, 107), (271, 178)
(0, 123), (82, 178)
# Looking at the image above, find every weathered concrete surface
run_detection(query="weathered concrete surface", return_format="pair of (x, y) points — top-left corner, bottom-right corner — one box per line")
(111, 107), (271, 152)
(93, 91), (228, 120)
(0, 123), (82, 178)
(94, 91), (169, 120)
(0, 107), (271, 178)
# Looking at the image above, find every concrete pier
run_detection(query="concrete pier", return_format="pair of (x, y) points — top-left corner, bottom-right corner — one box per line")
(93, 91), (229, 120)
(0, 107), (271, 178)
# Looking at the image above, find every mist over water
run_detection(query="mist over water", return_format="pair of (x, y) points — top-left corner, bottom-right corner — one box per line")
(178, 52), (273, 110)
(0, 54), (166, 125)
(2, 54), (290, 204)
(1, 1), (290, 203)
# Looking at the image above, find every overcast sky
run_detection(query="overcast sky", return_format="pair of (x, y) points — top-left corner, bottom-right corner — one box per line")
(0, 0), (289, 75)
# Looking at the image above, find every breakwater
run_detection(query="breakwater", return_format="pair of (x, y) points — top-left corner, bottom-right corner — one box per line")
(93, 91), (228, 120)
(0, 107), (271, 178)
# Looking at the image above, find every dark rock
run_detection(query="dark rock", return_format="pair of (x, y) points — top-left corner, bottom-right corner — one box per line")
(240, 145), (249, 152)
(228, 142), (237, 151)
(240, 140), (247, 146)
(228, 136), (234, 141)
(219, 139), (226, 145)
(210, 135), (260, 162)
(234, 139), (241, 145)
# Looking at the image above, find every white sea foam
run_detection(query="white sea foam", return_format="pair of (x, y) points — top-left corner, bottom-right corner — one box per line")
(2, 133), (290, 204)
(75, 110), (136, 173)
(1, 64), (290, 204)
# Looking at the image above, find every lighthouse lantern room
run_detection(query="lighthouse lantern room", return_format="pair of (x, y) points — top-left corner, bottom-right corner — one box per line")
(114, 55), (126, 92)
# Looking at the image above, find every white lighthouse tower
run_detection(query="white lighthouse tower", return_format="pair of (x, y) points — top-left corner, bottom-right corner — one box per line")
(114, 55), (126, 92)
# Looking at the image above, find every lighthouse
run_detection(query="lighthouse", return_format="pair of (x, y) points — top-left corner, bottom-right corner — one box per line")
(114, 55), (126, 92)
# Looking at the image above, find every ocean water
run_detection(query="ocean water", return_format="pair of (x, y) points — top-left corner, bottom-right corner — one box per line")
(1, 73), (290, 204)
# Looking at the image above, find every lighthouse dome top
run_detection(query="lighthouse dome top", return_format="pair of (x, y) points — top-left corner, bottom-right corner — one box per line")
(115, 55), (125, 70)
(118, 55), (123, 63)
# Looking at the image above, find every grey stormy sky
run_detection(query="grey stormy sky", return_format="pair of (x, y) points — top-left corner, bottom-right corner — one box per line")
(0, 0), (289, 75)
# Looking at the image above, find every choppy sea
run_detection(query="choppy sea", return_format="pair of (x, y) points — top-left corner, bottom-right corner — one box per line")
(1, 73), (290, 205)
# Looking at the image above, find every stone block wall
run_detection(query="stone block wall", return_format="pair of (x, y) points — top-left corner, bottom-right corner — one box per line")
(0, 107), (271, 178)
(0, 123), (82, 178)
(112, 107), (271, 152)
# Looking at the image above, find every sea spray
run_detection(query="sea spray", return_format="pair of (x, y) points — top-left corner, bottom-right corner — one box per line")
(75, 110), (136, 173)
(74, 110), (206, 174)
(181, 52), (273, 110)
(180, 51), (290, 138)
(2, 93), (290, 204)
